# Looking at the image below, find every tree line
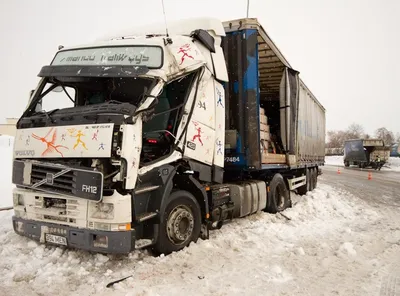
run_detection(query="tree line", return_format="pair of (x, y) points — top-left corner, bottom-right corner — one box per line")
(326, 124), (400, 148)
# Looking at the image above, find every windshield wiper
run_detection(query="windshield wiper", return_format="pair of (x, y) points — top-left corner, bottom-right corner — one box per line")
(53, 79), (75, 104)
(33, 109), (59, 123)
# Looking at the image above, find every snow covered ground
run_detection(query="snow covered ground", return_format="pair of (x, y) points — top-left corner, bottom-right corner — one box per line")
(0, 136), (399, 295)
(2, 184), (399, 296)
(324, 155), (344, 167)
(325, 155), (400, 172)
(388, 157), (400, 172)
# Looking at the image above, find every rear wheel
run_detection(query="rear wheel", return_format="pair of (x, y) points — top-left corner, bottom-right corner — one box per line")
(153, 190), (201, 255)
(297, 169), (308, 195)
(266, 174), (291, 213)
(311, 168), (318, 190)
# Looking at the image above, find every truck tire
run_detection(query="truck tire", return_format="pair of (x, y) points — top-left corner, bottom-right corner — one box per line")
(307, 168), (313, 191)
(344, 161), (349, 167)
(153, 190), (201, 255)
(297, 169), (308, 195)
(266, 174), (291, 213)
(311, 168), (317, 190)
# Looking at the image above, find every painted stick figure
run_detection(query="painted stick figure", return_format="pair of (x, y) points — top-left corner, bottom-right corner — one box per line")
(72, 130), (88, 150)
(216, 139), (223, 155)
(98, 143), (105, 150)
(192, 126), (204, 146)
(177, 44), (194, 65)
(61, 133), (66, 141)
(25, 135), (30, 146)
(216, 89), (224, 108)
(92, 130), (99, 141)
(31, 128), (68, 157)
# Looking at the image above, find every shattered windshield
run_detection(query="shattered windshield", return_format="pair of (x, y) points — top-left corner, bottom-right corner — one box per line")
(26, 76), (155, 117)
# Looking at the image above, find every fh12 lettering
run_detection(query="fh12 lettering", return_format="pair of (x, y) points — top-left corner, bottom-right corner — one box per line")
(82, 184), (97, 194)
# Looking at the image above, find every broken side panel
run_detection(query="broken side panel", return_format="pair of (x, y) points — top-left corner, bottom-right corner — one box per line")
(183, 70), (216, 166)
(213, 80), (225, 168)
(279, 67), (299, 155)
(222, 29), (261, 170)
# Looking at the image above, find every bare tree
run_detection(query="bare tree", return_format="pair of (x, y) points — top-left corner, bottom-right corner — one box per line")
(326, 130), (348, 148)
(375, 127), (394, 145)
(346, 123), (364, 140)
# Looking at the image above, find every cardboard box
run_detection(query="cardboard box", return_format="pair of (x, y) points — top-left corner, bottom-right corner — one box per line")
(262, 153), (286, 164)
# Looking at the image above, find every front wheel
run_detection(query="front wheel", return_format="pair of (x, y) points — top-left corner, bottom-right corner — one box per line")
(153, 190), (201, 255)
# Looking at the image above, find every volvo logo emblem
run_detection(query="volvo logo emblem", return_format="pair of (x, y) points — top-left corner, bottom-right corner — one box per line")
(46, 173), (54, 185)
(31, 167), (72, 189)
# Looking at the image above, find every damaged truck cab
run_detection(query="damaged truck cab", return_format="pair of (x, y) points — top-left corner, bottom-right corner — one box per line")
(12, 18), (325, 255)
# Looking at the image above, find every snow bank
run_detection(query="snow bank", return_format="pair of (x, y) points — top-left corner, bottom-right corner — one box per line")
(324, 155), (343, 166)
(0, 184), (386, 296)
(388, 157), (400, 172)
(0, 135), (14, 208)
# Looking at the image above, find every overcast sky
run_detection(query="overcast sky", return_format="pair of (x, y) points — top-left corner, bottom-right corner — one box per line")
(0, 0), (399, 135)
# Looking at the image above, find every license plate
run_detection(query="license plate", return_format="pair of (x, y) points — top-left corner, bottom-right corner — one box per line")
(45, 233), (67, 246)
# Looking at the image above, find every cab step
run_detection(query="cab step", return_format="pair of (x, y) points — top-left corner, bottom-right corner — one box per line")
(135, 239), (154, 249)
(135, 212), (158, 223)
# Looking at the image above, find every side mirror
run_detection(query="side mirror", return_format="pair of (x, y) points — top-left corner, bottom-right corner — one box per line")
(52, 86), (63, 93)
(35, 99), (43, 112)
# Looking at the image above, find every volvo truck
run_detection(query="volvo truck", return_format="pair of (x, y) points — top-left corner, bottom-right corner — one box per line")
(11, 18), (326, 255)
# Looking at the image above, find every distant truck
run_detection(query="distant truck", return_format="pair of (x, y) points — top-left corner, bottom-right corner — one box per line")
(344, 139), (390, 170)
(390, 143), (400, 157)
(11, 17), (325, 255)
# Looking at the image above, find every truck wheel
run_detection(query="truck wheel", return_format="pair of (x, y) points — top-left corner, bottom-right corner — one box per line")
(344, 161), (349, 167)
(311, 168), (317, 190)
(266, 174), (291, 213)
(307, 168), (313, 191)
(153, 190), (201, 255)
(297, 169), (308, 195)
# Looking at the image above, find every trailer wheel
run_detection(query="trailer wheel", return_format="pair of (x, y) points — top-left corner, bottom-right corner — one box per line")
(307, 168), (313, 191)
(297, 169), (308, 195)
(266, 174), (291, 213)
(153, 190), (201, 255)
(311, 168), (318, 190)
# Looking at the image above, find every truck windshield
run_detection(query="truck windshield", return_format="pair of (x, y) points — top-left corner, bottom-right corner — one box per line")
(26, 76), (155, 116)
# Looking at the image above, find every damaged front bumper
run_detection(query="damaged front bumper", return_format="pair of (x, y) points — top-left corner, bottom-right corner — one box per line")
(12, 216), (136, 254)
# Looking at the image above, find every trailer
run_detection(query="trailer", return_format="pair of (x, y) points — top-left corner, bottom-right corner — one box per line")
(11, 17), (325, 255)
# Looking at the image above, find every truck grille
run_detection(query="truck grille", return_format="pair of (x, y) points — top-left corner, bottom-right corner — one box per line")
(13, 160), (104, 201)
(31, 163), (75, 196)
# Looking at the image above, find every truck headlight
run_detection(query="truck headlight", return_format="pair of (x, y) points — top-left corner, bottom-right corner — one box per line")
(90, 202), (114, 219)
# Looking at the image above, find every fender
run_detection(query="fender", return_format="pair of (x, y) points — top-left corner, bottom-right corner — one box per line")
(166, 174), (209, 220)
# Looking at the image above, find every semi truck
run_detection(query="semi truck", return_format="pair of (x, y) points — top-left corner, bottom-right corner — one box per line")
(343, 139), (390, 169)
(11, 17), (325, 255)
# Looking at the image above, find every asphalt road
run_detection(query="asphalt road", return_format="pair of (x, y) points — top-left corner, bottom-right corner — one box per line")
(320, 165), (400, 208)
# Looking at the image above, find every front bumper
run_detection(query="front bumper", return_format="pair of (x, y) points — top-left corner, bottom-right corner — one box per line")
(12, 216), (135, 254)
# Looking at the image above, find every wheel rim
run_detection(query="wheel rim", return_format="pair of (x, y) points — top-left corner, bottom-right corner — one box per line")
(166, 205), (194, 246)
